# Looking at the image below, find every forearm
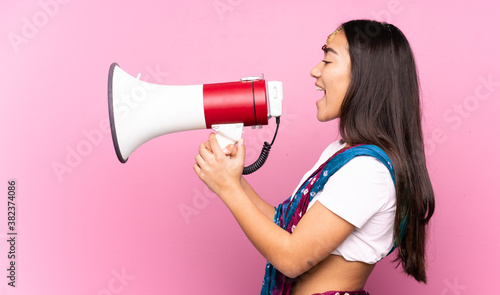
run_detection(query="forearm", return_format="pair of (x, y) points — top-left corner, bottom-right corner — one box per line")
(240, 177), (276, 220)
(219, 184), (296, 276)
(194, 135), (311, 277)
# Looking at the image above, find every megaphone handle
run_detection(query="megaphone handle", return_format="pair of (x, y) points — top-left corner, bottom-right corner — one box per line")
(212, 123), (244, 149)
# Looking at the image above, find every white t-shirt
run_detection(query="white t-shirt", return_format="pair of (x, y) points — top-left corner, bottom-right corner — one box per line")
(292, 140), (396, 264)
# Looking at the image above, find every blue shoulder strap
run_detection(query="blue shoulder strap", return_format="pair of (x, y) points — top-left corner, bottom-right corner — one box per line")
(310, 144), (403, 256)
(310, 144), (395, 195)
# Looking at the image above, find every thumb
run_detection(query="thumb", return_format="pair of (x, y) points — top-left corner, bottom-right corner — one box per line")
(224, 144), (237, 157)
(236, 139), (246, 161)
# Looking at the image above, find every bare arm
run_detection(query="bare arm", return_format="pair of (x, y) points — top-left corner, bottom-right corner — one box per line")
(240, 177), (276, 220)
(194, 134), (355, 278)
(219, 185), (355, 278)
(219, 142), (276, 221)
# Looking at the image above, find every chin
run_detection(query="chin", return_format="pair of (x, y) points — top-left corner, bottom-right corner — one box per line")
(317, 114), (338, 122)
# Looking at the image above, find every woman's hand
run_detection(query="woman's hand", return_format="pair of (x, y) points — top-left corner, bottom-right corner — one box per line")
(193, 133), (245, 197)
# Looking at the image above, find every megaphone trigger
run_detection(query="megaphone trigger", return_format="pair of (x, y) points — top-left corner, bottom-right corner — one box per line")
(212, 123), (244, 150)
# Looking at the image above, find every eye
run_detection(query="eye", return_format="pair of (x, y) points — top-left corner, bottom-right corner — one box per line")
(322, 60), (331, 65)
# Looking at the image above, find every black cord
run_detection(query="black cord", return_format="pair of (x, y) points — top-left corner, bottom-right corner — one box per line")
(242, 117), (280, 175)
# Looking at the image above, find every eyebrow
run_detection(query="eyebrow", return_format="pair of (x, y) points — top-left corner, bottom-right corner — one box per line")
(323, 47), (338, 55)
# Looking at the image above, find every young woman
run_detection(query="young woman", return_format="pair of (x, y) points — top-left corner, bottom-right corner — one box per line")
(194, 19), (435, 295)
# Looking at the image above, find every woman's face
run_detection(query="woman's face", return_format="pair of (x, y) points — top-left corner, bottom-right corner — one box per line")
(310, 31), (351, 122)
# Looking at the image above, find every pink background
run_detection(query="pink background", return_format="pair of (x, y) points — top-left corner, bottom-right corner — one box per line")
(1, 0), (499, 294)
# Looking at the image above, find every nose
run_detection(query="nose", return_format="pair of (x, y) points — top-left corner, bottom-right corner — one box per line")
(310, 62), (322, 79)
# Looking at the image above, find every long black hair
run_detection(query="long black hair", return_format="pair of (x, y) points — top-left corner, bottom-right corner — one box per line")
(338, 20), (435, 283)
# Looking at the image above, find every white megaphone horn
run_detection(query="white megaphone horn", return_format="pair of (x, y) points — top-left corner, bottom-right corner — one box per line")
(108, 63), (283, 174)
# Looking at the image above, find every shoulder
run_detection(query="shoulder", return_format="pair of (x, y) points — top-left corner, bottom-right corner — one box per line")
(323, 140), (346, 154)
(312, 155), (396, 228)
(326, 155), (395, 201)
(317, 140), (346, 161)
(336, 155), (392, 180)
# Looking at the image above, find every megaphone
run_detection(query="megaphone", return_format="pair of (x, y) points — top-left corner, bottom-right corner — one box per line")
(108, 63), (283, 173)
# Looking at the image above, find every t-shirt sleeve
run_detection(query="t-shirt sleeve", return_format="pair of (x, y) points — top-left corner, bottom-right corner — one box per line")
(313, 155), (395, 229)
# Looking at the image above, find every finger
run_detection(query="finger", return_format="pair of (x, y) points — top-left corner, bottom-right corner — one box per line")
(222, 144), (231, 155)
(193, 163), (202, 176)
(198, 140), (214, 160)
(224, 144), (237, 157)
(194, 154), (206, 169)
(236, 138), (246, 161)
(208, 133), (224, 157)
(199, 142), (207, 155)
(230, 145), (238, 157)
(203, 141), (212, 152)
